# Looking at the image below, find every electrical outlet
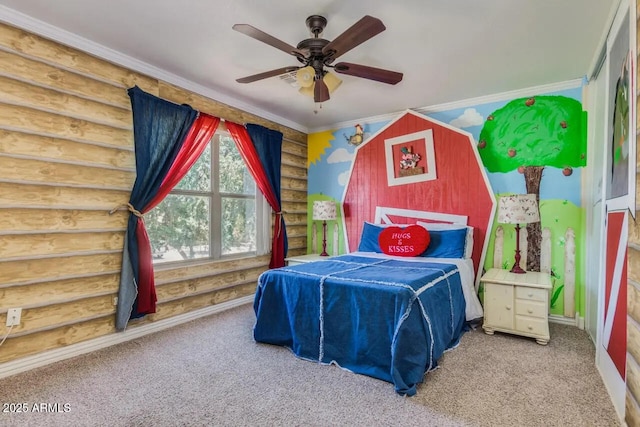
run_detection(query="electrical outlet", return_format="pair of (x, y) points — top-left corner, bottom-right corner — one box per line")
(112, 296), (118, 306)
(6, 308), (21, 327)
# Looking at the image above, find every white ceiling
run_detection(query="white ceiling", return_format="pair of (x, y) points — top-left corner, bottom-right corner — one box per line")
(0, 0), (619, 133)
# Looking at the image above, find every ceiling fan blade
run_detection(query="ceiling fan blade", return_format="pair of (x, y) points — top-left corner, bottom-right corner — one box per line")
(334, 62), (403, 85)
(236, 66), (300, 84)
(314, 78), (330, 103)
(322, 16), (386, 61)
(232, 24), (306, 58)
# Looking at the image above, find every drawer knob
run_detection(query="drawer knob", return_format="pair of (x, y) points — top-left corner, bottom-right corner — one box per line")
(527, 325), (533, 330)
(527, 292), (533, 297)
(527, 309), (533, 314)
(506, 305), (511, 310)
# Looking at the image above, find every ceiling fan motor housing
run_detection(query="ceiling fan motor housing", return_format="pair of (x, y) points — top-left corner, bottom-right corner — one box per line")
(305, 15), (327, 36)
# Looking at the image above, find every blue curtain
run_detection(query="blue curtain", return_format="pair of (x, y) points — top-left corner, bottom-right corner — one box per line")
(115, 86), (197, 331)
(246, 124), (288, 259)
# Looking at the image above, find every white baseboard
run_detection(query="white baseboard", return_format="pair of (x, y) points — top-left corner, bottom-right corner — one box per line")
(0, 295), (254, 380)
(549, 314), (583, 328)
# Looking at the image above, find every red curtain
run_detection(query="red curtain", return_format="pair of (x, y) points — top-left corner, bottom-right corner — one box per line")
(136, 113), (220, 313)
(227, 121), (285, 268)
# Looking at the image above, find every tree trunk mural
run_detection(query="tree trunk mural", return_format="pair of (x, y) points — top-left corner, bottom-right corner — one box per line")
(524, 166), (544, 271)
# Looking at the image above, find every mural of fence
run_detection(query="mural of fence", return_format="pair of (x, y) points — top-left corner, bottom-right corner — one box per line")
(493, 225), (576, 318)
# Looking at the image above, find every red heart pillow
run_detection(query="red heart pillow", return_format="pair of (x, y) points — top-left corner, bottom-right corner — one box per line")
(378, 225), (430, 257)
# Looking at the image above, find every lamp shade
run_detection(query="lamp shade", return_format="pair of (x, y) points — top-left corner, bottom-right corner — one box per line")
(323, 71), (342, 93)
(296, 66), (315, 88)
(312, 201), (337, 221)
(298, 72), (343, 98)
(497, 194), (540, 224)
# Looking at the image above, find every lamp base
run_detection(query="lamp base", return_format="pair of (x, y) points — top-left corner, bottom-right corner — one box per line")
(510, 264), (526, 274)
(319, 251), (329, 257)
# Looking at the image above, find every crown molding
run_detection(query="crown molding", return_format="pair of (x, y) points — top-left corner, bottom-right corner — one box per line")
(309, 78), (584, 133)
(0, 5), (308, 134)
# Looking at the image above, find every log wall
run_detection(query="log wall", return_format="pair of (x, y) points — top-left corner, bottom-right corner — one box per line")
(0, 22), (307, 364)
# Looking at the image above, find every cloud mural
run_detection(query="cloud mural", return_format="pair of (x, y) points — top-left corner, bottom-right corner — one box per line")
(450, 108), (484, 128)
(327, 148), (355, 164)
(338, 170), (350, 186)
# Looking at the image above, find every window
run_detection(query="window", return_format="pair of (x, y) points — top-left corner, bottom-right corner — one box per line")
(145, 130), (267, 264)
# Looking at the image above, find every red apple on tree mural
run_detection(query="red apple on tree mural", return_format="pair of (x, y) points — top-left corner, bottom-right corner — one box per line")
(478, 95), (585, 271)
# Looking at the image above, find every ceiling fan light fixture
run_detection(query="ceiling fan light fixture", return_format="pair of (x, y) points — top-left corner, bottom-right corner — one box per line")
(298, 72), (342, 99)
(298, 83), (315, 98)
(323, 71), (342, 94)
(296, 66), (315, 88)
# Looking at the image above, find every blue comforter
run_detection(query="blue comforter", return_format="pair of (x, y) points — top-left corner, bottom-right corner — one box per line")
(253, 254), (467, 396)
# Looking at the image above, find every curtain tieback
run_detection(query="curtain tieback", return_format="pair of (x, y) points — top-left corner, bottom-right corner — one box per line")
(274, 211), (285, 238)
(109, 203), (144, 218)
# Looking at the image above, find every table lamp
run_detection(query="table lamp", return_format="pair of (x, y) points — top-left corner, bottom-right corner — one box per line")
(312, 201), (337, 256)
(497, 194), (540, 274)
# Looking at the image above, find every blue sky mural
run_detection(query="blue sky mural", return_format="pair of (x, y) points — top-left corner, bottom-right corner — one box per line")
(309, 85), (584, 207)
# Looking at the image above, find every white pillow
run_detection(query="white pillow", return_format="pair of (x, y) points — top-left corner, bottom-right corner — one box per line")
(416, 221), (474, 259)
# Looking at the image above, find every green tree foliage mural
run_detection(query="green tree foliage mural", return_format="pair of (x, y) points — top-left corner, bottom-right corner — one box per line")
(478, 95), (585, 271)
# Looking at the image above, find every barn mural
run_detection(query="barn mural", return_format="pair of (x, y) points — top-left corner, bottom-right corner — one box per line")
(306, 84), (585, 319)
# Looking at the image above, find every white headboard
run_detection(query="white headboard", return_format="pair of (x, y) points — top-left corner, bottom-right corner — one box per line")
(374, 206), (468, 226)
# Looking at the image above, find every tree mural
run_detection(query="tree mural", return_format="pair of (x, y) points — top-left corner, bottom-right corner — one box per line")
(478, 95), (585, 271)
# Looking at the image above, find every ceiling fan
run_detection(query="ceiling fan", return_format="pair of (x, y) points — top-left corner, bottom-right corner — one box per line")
(232, 15), (403, 103)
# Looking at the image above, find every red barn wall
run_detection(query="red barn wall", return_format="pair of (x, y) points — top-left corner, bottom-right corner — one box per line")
(343, 111), (494, 276)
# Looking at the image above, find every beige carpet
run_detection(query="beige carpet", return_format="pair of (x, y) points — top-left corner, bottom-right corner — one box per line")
(0, 304), (620, 427)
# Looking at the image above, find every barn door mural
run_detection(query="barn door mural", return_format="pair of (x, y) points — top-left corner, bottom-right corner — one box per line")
(602, 210), (627, 379)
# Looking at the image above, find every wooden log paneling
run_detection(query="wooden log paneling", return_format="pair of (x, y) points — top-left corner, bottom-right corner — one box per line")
(0, 50), (131, 108)
(0, 253), (122, 285)
(6, 295), (115, 335)
(630, 282), (640, 325)
(281, 188), (307, 203)
(630, 245), (640, 285)
(0, 23), (158, 92)
(281, 163), (308, 180)
(281, 177), (307, 192)
(0, 274), (120, 308)
(156, 267), (265, 302)
(281, 201), (308, 213)
(0, 209), (128, 233)
(282, 140), (307, 157)
(142, 282), (258, 324)
(627, 393), (640, 427)
(628, 357), (640, 408)
(0, 76), (132, 129)
(283, 213), (308, 225)
(0, 20), (307, 366)
(287, 236), (306, 250)
(0, 130), (134, 169)
(0, 231), (124, 259)
(0, 104), (132, 148)
(0, 183), (130, 210)
(281, 151), (306, 167)
(153, 255), (269, 283)
(629, 319), (640, 368)
(0, 316), (116, 364)
(0, 156), (134, 189)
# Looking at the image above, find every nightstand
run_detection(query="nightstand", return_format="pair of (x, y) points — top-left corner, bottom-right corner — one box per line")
(481, 268), (552, 345)
(285, 253), (332, 266)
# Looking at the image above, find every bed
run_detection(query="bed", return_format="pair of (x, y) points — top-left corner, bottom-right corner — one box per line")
(253, 209), (484, 396)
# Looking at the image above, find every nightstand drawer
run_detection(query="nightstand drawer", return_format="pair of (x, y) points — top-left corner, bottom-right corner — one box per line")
(515, 300), (547, 318)
(515, 286), (547, 302)
(515, 315), (548, 336)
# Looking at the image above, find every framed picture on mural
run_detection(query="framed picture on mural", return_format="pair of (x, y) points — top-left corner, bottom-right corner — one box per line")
(384, 129), (436, 187)
(605, 4), (635, 215)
